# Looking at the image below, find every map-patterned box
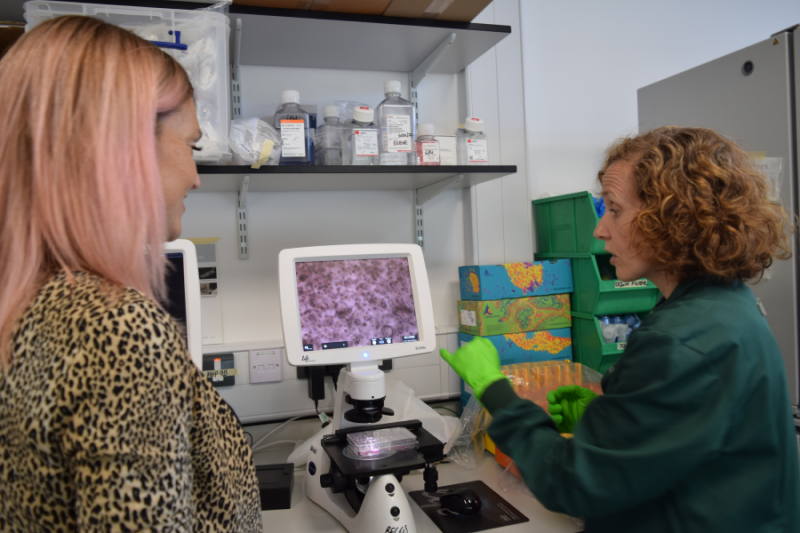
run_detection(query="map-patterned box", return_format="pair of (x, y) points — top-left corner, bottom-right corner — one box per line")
(459, 260), (573, 301)
(458, 329), (573, 404)
(458, 294), (571, 337)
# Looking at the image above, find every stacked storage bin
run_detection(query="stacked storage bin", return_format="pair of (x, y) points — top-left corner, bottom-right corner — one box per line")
(532, 192), (661, 373)
(456, 260), (575, 407)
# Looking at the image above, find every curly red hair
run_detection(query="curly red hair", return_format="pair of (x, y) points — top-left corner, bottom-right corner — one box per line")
(598, 127), (794, 282)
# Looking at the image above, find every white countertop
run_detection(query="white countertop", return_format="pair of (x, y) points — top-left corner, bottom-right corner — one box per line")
(260, 454), (582, 533)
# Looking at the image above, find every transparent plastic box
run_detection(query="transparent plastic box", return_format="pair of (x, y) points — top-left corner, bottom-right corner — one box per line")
(502, 361), (603, 410)
(24, 1), (231, 163)
(346, 427), (418, 458)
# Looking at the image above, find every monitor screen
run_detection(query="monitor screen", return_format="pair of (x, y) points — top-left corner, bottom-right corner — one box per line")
(279, 243), (435, 366)
(161, 240), (203, 369)
(164, 252), (188, 338)
(296, 258), (420, 352)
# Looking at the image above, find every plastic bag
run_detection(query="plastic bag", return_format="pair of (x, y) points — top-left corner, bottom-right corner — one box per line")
(197, 1), (231, 15)
(335, 101), (370, 122)
(229, 117), (282, 167)
(446, 394), (489, 470)
(287, 379), (459, 467)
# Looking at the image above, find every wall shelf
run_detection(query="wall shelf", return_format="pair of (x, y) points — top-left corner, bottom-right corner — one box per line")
(230, 5), (511, 73)
(192, 165), (516, 193)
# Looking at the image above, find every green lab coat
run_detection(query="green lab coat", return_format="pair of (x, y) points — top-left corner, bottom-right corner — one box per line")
(483, 278), (800, 532)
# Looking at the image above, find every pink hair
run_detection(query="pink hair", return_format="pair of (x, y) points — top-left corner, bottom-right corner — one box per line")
(0, 16), (193, 365)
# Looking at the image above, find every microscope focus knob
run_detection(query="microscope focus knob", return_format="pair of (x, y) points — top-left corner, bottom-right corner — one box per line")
(390, 506), (401, 517)
(320, 474), (333, 488)
(381, 407), (394, 416)
(385, 483), (395, 493)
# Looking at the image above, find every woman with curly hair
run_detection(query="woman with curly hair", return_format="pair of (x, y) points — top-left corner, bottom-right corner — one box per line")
(442, 127), (800, 532)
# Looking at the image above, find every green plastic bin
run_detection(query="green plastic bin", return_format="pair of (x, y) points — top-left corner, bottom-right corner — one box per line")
(537, 253), (661, 316)
(571, 312), (633, 373)
(532, 191), (607, 256)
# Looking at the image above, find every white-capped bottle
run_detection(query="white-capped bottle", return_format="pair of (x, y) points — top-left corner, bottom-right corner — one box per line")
(456, 117), (489, 166)
(376, 80), (416, 166)
(275, 90), (311, 165)
(345, 106), (379, 166)
(315, 105), (344, 166)
(416, 123), (440, 166)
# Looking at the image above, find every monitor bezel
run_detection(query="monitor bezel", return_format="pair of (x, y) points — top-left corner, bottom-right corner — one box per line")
(279, 244), (436, 366)
(164, 239), (203, 370)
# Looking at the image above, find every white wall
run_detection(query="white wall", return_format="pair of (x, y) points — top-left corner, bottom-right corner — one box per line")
(521, 0), (800, 202)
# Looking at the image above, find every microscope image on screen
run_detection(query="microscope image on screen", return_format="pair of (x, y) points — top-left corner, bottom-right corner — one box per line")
(296, 258), (419, 351)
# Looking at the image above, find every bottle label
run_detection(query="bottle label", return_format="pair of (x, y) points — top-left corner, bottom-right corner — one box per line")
(354, 130), (378, 157)
(466, 139), (488, 163)
(420, 142), (440, 163)
(385, 115), (412, 153)
(280, 119), (306, 157)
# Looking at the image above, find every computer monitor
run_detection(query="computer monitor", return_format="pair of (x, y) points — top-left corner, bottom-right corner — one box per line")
(163, 239), (203, 369)
(278, 244), (436, 366)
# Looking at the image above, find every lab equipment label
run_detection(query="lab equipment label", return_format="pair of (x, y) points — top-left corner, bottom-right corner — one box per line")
(385, 115), (412, 152)
(617, 342), (627, 351)
(467, 139), (488, 163)
(280, 119), (306, 157)
(202, 368), (239, 378)
(354, 130), (378, 156)
(420, 142), (440, 163)
(460, 310), (477, 327)
(614, 279), (648, 289)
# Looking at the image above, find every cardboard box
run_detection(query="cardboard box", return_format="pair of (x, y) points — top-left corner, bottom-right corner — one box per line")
(459, 259), (573, 301)
(458, 294), (571, 337)
(383, 0), (493, 22)
(233, 1), (313, 9)
(458, 328), (573, 405)
(311, 0), (393, 15)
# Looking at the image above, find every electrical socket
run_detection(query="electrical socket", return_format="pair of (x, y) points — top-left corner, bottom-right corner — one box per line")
(249, 349), (283, 384)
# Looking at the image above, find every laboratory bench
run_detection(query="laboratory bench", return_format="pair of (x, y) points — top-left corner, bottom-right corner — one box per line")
(254, 448), (583, 533)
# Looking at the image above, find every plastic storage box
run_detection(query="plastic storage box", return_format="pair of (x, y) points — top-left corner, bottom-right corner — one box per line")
(458, 259), (573, 301)
(532, 191), (606, 256)
(536, 254), (660, 316)
(24, 1), (231, 163)
(457, 294), (571, 337)
(571, 311), (646, 373)
(502, 360), (604, 410)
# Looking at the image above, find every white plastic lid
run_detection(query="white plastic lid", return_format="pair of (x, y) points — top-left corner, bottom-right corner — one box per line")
(384, 80), (402, 94)
(281, 90), (300, 104)
(353, 106), (374, 123)
(323, 105), (339, 119)
(418, 123), (435, 136)
(464, 117), (484, 132)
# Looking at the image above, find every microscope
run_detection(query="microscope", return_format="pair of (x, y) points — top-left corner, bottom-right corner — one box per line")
(279, 244), (442, 533)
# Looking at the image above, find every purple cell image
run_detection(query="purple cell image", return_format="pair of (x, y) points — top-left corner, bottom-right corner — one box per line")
(296, 258), (419, 351)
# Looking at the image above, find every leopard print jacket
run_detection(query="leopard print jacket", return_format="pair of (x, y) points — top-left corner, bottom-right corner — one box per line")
(0, 272), (262, 532)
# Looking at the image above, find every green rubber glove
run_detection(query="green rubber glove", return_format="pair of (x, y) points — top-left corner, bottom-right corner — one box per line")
(546, 385), (598, 433)
(440, 337), (506, 403)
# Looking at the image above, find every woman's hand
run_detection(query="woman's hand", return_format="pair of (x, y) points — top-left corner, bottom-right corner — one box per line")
(547, 385), (598, 433)
(440, 337), (507, 403)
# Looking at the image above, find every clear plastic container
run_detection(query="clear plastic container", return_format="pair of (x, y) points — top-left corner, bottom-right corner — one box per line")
(275, 90), (312, 165)
(344, 106), (379, 166)
(456, 117), (489, 166)
(501, 361), (604, 411)
(24, 1), (232, 163)
(376, 80), (416, 166)
(416, 123), (440, 166)
(314, 105), (344, 166)
(346, 427), (418, 458)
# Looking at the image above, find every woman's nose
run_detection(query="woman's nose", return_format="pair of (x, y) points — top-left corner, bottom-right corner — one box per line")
(594, 216), (609, 241)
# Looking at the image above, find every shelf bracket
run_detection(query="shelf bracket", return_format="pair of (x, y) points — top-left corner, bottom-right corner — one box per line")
(413, 174), (464, 253)
(230, 18), (243, 120)
(415, 174), (465, 205)
(237, 175), (249, 259)
(410, 33), (456, 89)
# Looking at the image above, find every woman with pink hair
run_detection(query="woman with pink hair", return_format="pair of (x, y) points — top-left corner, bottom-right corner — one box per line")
(0, 16), (261, 531)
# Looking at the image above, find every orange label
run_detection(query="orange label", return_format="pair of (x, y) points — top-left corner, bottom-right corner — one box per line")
(281, 119), (304, 124)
